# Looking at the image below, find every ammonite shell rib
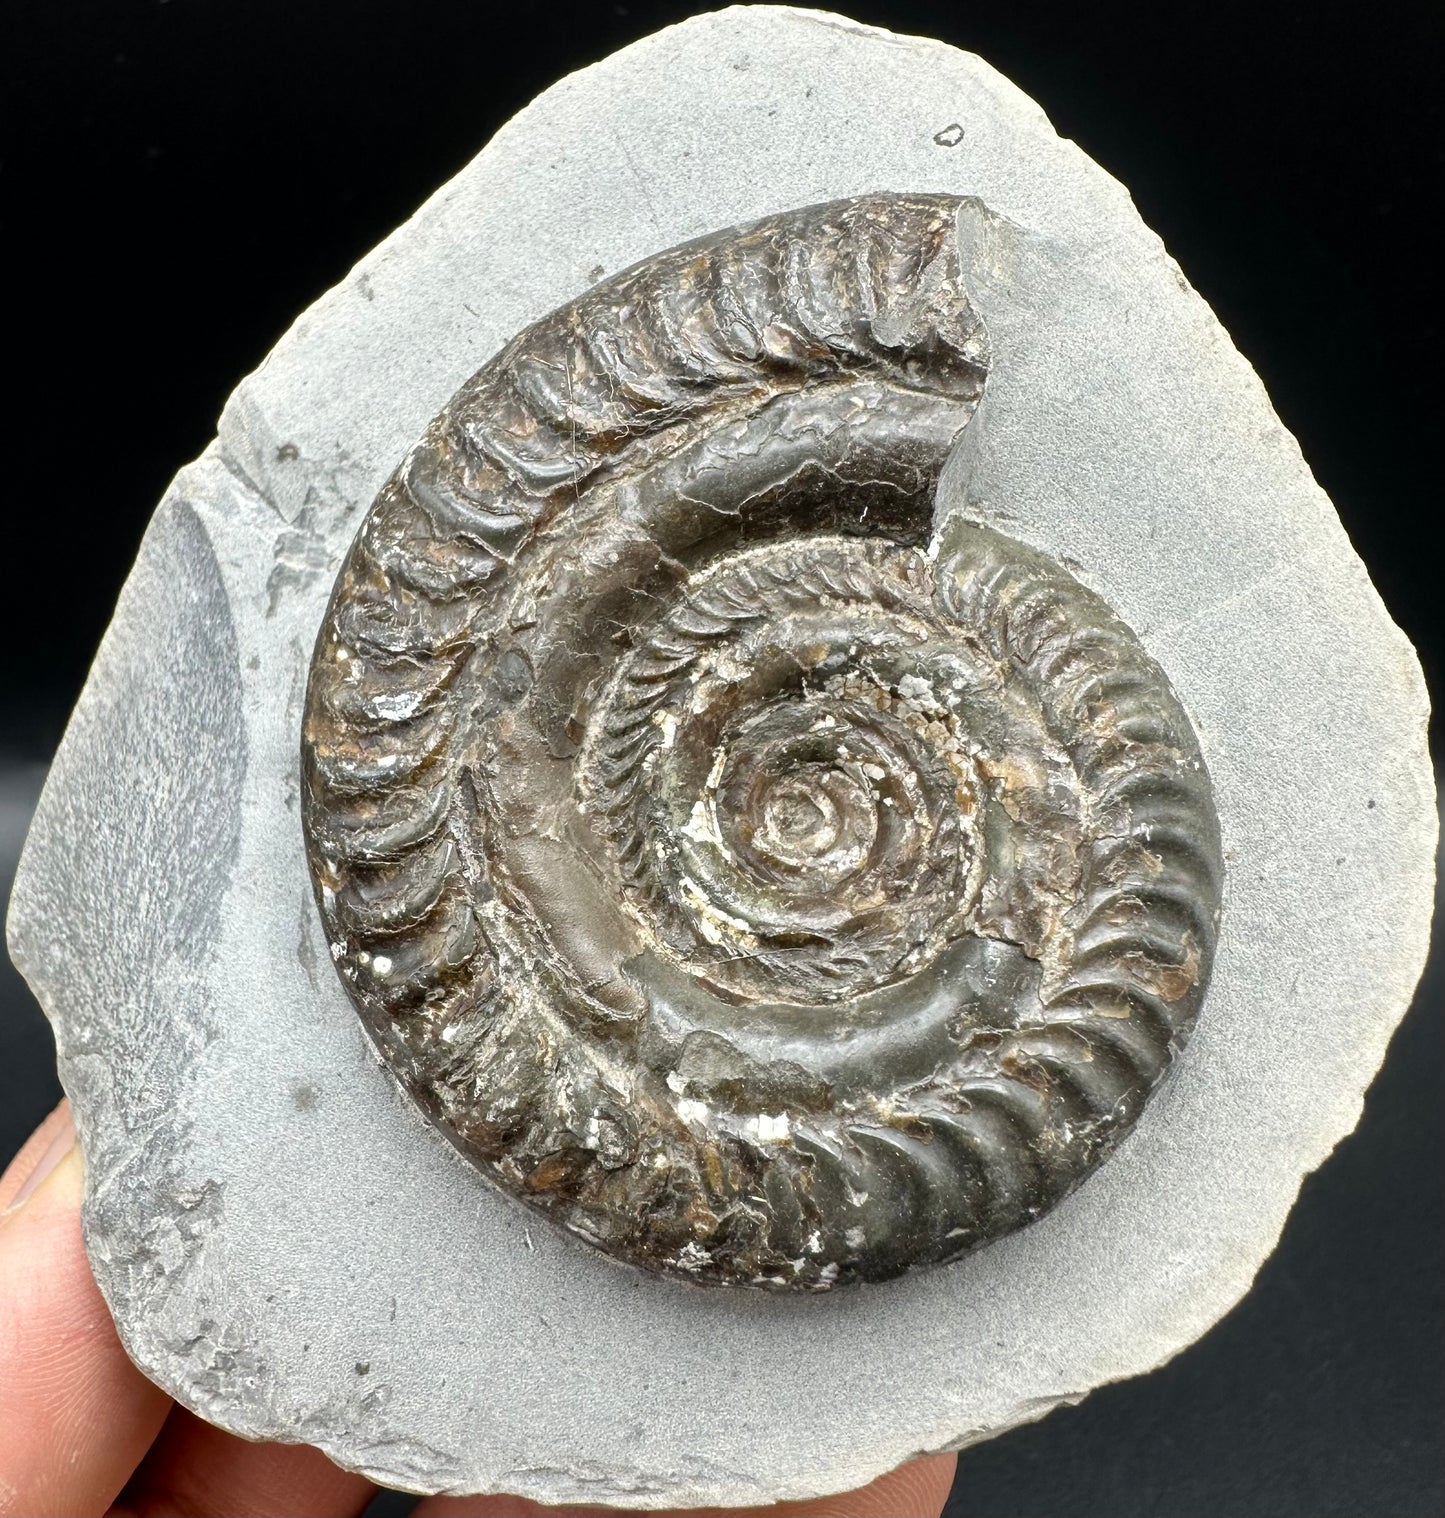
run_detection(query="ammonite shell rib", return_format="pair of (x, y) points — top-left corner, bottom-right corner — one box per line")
(302, 192), (1222, 1289)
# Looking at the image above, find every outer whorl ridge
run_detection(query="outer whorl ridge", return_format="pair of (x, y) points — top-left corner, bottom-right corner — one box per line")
(302, 193), (1222, 1288)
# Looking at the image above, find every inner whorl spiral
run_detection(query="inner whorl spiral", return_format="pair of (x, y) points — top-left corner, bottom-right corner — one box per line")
(302, 193), (1223, 1289)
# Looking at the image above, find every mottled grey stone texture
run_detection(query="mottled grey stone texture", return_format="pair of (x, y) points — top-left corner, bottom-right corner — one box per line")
(7, 6), (1435, 1506)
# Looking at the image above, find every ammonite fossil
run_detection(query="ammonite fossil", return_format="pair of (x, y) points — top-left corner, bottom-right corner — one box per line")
(302, 193), (1222, 1289)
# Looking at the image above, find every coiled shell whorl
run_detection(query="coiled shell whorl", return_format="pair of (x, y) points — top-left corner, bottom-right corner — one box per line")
(302, 193), (1223, 1289)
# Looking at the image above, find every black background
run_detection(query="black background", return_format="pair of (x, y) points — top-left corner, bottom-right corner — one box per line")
(1, 4), (1440, 1516)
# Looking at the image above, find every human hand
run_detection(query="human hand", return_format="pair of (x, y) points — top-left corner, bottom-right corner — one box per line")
(0, 1103), (957, 1518)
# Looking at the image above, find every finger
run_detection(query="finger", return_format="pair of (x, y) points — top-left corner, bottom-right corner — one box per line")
(0, 1101), (173, 1518)
(410, 1449), (958, 1518)
(110, 1405), (377, 1518)
(0, 1099), (75, 1212)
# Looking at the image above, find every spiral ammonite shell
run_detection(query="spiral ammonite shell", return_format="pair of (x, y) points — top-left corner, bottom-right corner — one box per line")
(302, 193), (1223, 1289)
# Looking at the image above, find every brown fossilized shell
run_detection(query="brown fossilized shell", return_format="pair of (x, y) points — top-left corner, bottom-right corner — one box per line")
(301, 193), (1223, 1289)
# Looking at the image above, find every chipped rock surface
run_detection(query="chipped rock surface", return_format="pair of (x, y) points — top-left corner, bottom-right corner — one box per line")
(6, 6), (1435, 1506)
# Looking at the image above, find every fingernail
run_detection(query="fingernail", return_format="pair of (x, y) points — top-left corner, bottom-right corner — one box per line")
(4, 1115), (77, 1215)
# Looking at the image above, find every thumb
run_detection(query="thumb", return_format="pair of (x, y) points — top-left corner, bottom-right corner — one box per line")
(0, 1102), (172, 1517)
